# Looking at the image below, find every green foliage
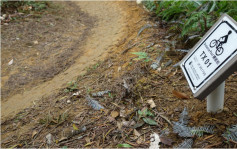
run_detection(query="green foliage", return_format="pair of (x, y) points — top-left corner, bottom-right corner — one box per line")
(117, 143), (133, 148)
(222, 124), (237, 142)
(131, 52), (151, 62)
(1, 1), (49, 13)
(143, 0), (237, 43)
(138, 108), (154, 117)
(64, 81), (78, 92)
(142, 117), (158, 126)
(137, 108), (158, 126)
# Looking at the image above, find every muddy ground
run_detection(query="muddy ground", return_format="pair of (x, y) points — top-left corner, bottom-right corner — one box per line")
(1, 1), (237, 148)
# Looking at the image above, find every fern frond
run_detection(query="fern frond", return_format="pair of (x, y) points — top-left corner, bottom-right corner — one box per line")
(179, 107), (189, 125)
(222, 124), (237, 142)
(175, 139), (193, 148)
(92, 90), (110, 97)
(191, 125), (214, 137)
(86, 96), (104, 110)
(173, 122), (193, 137)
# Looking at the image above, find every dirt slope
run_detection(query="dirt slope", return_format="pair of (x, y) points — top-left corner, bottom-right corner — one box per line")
(1, 1), (136, 120)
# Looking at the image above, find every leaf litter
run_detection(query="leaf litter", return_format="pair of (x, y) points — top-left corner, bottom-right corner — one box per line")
(1, 2), (237, 148)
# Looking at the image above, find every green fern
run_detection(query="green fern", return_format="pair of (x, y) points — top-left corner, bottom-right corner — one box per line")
(143, 0), (237, 44)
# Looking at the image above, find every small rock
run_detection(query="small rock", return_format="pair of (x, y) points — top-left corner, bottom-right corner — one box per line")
(16, 38), (20, 40)
(33, 40), (39, 45)
(4, 23), (9, 26)
(45, 133), (53, 145)
(73, 91), (81, 96)
(223, 107), (229, 112)
(147, 99), (156, 108)
(8, 59), (13, 65)
(67, 100), (71, 104)
(118, 66), (121, 72)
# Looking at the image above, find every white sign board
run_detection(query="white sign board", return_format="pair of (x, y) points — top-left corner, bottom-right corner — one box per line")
(180, 14), (237, 99)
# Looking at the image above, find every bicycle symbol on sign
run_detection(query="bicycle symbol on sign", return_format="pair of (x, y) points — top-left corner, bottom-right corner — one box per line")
(209, 30), (232, 56)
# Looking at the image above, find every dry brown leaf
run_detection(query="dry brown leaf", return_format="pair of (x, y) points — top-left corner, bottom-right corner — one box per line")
(107, 116), (115, 122)
(136, 136), (143, 144)
(120, 109), (126, 117)
(117, 121), (123, 131)
(160, 136), (173, 146)
(85, 137), (91, 143)
(133, 129), (141, 138)
(111, 111), (119, 118)
(32, 130), (37, 138)
(172, 90), (189, 99)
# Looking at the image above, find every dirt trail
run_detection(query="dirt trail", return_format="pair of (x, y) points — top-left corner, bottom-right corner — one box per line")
(1, 2), (131, 120)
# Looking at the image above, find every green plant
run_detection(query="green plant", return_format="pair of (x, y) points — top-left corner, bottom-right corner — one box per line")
(143, 0), (237, 47)
(131, 52), (151, 62)
(64, 81), (78, 92)
(137, 108), (158, 126)
(1, 1), (49, 13)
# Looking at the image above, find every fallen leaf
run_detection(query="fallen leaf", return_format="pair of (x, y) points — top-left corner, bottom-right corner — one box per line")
(107, 116), (115, 122)
(122, 120), (130, 127)
(117, 121), (123, 131)
(120, 109), (126, 117)
(117, 143), (133, 148)
(58, 137), (67, 142)
(136, 136), (143, 144)
(73, 124), (79, 130)
(133, 129), (141, 138)
(111, 111), (119, 118)
(143, 117), (158, 126)
(32, 130), (37, 138)
(172, 90), (189, 99)
(147, 99), (156, 108)
(160, 136), (173, 146)
(85, 137), (91, 143)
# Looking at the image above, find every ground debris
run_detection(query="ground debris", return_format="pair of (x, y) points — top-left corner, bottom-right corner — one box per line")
(150, 52), (164, 70)
(173, 108), (214, 138)
(222, 124), (237, 143)
(149, 133), (161, 149)
(86, 95), (104, 110)
(45, 133), (54, 145)
(174, 139), (193, 148)
(92, 90), (110, 97)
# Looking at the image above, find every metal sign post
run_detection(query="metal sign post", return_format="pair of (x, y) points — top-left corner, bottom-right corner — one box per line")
(207, 81), (225, 113)
(180, 14), (237, 113)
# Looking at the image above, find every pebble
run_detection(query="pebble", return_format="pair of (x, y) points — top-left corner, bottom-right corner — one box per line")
(45, 133), (53, 145)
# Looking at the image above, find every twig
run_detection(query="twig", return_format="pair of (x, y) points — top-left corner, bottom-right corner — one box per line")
(121, 43), (137, 55)
(159, 115), (172, 126)
(103, 127), (116, 144)
(205, 142), (222, 148)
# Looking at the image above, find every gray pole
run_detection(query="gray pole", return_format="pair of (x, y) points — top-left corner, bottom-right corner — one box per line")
(207, 81), (225, 113)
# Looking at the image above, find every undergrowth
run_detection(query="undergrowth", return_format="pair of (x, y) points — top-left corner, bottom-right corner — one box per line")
(143, 0), (237, 48)
(1, 1), (49, 13)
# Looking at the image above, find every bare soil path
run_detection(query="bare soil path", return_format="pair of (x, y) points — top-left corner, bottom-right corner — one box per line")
(1, 2), (136, 120)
